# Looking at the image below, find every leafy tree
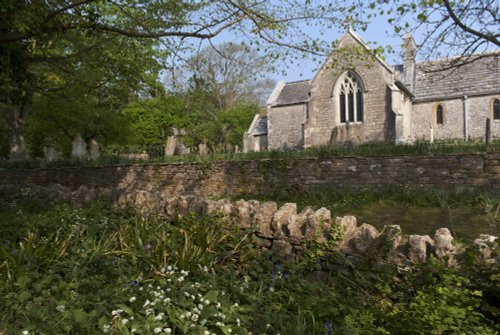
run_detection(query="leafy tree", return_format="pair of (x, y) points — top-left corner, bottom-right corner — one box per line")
(0, 0), (352, 159)
(121, 95), (189, 147)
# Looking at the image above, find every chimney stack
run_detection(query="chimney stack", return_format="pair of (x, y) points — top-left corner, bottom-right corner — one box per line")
(403, 32), (416, 93)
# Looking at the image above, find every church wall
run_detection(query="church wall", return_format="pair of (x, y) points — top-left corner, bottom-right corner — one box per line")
(306, 33), (396, 147)
(268, 104), (306, 150)
(467, 95), (500, 139)
(412, 98), (464, 140)
(412, 95), (500, 141)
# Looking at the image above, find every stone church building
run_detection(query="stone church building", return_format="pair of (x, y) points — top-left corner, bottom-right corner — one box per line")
(244, 29), (500, 152)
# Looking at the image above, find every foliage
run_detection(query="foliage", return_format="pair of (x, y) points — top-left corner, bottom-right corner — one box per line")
(121, 95), (189, 147)
(0, 198), (498, 334)
(102, 268), (250, 335)
(363, 0), (499, 64)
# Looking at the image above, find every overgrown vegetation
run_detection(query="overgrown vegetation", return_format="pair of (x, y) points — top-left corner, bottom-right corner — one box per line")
(1, 139), (499, 169)
(1, 198), (498, 334)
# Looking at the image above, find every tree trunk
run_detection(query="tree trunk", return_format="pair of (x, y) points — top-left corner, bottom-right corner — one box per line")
(4, 88), (33, 160)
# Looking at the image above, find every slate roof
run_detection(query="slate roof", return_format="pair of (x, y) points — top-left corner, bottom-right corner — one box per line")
(272, 53), (499, 106)
(251, 116), (267, 136)
(394, 52), (500, 102)
(273, 80), (310, 106)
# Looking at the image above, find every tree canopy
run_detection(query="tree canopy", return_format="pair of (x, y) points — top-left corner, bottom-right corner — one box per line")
(0, 0), (349, 159)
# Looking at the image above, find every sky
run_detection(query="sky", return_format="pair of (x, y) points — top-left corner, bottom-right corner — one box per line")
(209, 9), (408, 84)
(276, 18), (405, 83)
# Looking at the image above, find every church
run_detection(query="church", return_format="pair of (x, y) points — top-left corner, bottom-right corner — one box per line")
(244, 29), (500, 152)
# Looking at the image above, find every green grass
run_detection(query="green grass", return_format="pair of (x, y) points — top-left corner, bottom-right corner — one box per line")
(1, 139), (499, 169)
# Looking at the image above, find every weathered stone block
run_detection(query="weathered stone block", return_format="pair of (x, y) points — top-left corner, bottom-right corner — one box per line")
(350, 223), (379, 253)
(253, 201), (278, 238)
(304, 207), (331, 242)
(473, 234), (498, 261)
(407, 235), (434, 263)
(460, 157), (484, 170)
(434, 228), (454, 259)
(271, 203), (297, 237)
(271, 239), (293, 257)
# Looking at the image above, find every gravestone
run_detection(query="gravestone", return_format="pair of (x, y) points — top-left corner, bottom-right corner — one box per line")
(71, 135), (86, 159)
(44, 146), (61, 162)
(165, 136), (176, 156)
(89, 139), (100, 160)
(199, 143), (208, 156)
(176, 142), (190, 155)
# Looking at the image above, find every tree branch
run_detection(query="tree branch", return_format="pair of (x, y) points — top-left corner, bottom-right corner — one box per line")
(442, 0), (499, 47)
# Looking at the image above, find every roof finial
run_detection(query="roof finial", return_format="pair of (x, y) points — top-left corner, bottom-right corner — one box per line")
(344, 16), (352, 31)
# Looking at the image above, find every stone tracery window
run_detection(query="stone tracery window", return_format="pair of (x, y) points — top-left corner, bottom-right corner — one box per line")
(338, 71), (364, 123)
(494, 98), (500, 120)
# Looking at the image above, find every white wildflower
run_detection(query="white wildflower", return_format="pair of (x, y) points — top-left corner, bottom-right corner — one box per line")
(164, 328), (172, 334)
(22, 331), (30, 335)
(56, 305), (65, 313)
(154, 327), (162, 334)
(121, 318), (129, 325)
(129, 296), (136, 303)
(102, 325), (110, 333)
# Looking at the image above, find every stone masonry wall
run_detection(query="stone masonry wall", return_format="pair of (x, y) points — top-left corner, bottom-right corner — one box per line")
(412, 95), (500, 141)
(1, 153), (499, 201)
(306, 32), (395, 147)
(268, 104), (305, 150)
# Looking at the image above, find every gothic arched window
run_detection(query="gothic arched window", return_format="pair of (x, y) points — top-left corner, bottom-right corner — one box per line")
(493, 98), (500, 120)
(338, 72), (364, 124)
(436, 104), (444, 125)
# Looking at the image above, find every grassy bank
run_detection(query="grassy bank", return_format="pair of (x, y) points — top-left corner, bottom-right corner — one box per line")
(1, 139), (499, 169)
(0, 198), (498, 334)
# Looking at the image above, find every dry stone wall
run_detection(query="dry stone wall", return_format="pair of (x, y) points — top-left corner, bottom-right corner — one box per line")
(1, 153), (499, 199)
(1, 183), (497, 266)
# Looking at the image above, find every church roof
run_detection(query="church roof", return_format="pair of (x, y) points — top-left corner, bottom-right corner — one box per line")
(252, 116), (268, 136)
(272, 80), (310, 106)
(412, 53), (500, 102)
(393, 52), (500, 102)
